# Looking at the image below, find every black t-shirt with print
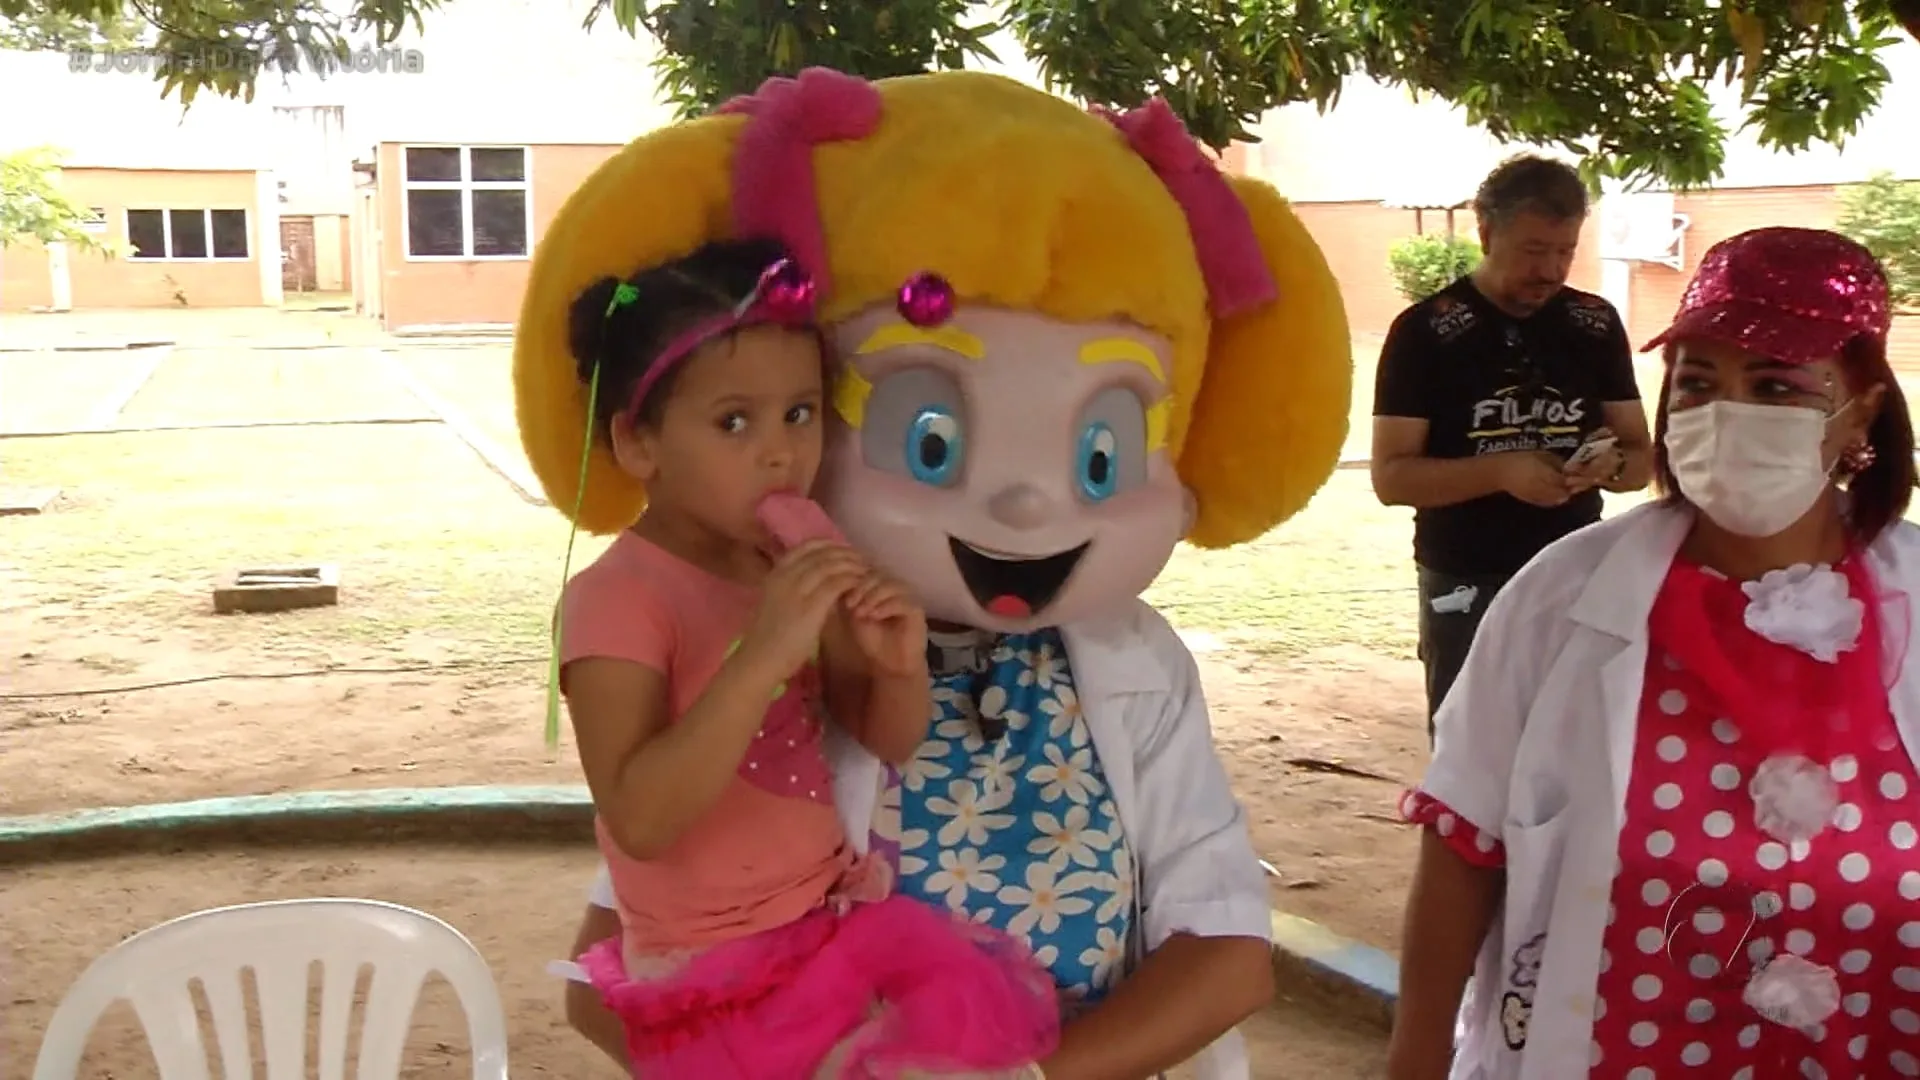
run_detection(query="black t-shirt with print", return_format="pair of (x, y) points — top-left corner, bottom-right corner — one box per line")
(1373, 276), (1641, 577)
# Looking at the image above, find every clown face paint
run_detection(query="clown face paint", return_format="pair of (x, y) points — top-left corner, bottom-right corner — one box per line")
(820, 303), (1190, 632)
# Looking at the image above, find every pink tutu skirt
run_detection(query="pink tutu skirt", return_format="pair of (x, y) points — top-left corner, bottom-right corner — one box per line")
(579, 896), (1060, 1079)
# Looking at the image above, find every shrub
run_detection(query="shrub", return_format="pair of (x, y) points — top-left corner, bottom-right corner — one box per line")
(1388, 233), (1482, 303)
(1836, 171), (1920, 313)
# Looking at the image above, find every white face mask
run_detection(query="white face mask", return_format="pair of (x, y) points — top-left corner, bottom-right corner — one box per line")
(1664, 400), (1850, 538)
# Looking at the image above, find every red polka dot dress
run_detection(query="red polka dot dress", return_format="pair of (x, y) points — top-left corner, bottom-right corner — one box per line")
(1404, 556), (1920, 1079)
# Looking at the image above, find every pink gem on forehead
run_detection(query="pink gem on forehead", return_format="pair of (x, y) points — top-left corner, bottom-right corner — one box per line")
(896, 271), (955, 327)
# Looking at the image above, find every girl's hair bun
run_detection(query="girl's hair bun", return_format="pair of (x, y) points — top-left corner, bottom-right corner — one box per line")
(568, 275), (625, 383)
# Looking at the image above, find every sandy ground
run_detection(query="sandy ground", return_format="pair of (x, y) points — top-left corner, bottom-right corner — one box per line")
(0, 847), (1388, 1079)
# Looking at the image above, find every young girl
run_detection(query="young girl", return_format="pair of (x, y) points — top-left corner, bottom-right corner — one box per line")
(555, 235), (1060, 1079)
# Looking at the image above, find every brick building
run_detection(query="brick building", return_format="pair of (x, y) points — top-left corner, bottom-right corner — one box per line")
(0, 51), (284, 312)
(0, 0), (665, 328)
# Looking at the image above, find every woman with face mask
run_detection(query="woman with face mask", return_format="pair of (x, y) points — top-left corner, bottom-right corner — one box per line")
(1385, 228), (1920, 1080)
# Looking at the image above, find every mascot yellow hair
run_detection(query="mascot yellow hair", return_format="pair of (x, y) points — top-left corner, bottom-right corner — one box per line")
(515, 67), (1351, 549)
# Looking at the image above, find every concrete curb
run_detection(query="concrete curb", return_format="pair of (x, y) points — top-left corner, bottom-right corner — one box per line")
(87, 344), (169, 427)
(375, 348), (549, 507)
(0, 785), (594, 865)
(0, 785), (1399, 1027)
(1268, 909), (1399, 1029)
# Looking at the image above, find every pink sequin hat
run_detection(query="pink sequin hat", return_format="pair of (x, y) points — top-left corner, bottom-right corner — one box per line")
(1641, 227), (1892, 365)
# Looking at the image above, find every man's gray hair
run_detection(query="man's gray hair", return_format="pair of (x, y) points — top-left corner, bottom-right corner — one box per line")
(1472, 154), (1589, 231)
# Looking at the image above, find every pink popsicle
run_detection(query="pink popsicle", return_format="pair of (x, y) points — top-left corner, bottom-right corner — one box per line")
(756, 492), (845, 551)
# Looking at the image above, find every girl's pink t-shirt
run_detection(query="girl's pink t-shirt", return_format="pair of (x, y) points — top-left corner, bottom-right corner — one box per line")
(560, 532), (849, 952)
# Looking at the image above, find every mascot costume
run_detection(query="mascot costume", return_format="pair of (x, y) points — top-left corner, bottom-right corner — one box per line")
(517, 67), (1352, 1078)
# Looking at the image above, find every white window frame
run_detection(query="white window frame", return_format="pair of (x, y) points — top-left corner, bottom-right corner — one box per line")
(124, 208), (252, 261)
(398, 144), (533, 262)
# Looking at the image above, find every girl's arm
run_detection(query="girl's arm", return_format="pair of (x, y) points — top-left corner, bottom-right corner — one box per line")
(1386, 833), (1503, 1080)
(1038, 932), (1272, 1080)
(566, 649), (790, 860)
(820, 613), (928, 765)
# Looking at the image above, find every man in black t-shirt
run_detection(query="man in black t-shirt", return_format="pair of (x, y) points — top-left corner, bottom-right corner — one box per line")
(1371, 155), (1653, 739)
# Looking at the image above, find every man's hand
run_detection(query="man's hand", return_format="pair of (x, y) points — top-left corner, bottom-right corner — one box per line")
(1498, 451), (1575, 507)
(1562, 426), (1625, 494)
(1564, 445), (1627, 494)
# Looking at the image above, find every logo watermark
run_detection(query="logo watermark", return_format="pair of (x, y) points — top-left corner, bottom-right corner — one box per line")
(70, 44), (426, 77)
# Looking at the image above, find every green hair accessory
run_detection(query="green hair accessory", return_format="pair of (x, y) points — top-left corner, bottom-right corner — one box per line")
(545, 360), (602, 749)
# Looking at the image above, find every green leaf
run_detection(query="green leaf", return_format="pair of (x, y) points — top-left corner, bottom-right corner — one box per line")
(0, 146), (124, 256)
(1836, 171), (1920, 312)
(1387, 233), (1483, 303)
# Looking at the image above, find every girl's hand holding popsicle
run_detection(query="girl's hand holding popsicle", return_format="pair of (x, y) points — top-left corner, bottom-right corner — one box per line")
(757, 493), (928, 677)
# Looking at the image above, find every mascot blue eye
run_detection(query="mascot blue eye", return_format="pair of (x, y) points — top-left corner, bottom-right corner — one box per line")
(1076, 420), (1119, 502)
(905, 406), (965, 487)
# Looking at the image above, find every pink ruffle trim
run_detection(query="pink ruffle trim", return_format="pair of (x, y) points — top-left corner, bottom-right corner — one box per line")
(1399, 789), (1505, 868)
(580, 896), (1060, 1078)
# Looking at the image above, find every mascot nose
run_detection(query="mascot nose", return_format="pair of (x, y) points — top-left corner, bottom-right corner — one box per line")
(986, 483), (1055, 530)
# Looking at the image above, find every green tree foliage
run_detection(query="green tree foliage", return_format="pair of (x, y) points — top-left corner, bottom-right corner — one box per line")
(586, 0), (998, 114)
(0, 146), (124, 256)
(1836, 171), (1920, 312)
(2, 0), (1914, 185)
(586, 0), (1915, 187)
(1388, 233), (1483, 304)
(0, 4), (143, 48)
(0, 0), (446, 103)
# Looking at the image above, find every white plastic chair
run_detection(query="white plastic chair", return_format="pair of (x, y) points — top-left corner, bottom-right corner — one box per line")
(31, 898), (510, 1080)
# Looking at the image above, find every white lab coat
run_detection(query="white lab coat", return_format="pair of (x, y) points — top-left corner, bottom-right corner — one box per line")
(584, 599), (1272, 1080)
(1425, 501), (1920, 1079)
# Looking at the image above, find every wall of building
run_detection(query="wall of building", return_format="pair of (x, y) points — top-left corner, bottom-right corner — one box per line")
(321, 212), (351, 291)
(1286, 184), (1919, 376)
(272, 105), (356, 217)
(0, 240), (58, 311)
(1, 168), (266, 311)
(373, 142), (622, 329)
(1632, 186), (1920, 372)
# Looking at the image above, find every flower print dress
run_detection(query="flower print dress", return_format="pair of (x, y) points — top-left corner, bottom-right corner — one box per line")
(1402, 557), (1920, 1078)
(867, 627), (1137, 1007)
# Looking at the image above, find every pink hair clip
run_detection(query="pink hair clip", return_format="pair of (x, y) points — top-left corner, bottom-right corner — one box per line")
(718, 68), (883, 292)
(753, 257), (817, 322)
(623, 256), (819, 419)
(896, 271), (955, 327)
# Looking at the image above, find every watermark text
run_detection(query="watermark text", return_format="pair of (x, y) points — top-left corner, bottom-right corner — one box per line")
(70, 44), (426, 77)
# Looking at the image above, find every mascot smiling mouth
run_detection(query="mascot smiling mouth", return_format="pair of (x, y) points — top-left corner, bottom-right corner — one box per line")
(948, 537), (1090, 619)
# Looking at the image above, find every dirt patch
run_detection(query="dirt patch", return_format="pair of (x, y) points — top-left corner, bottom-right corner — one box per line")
(0, 645), (579, 816)
(1200, 643), (1423, 953)
(0, 846), (1385, 1079)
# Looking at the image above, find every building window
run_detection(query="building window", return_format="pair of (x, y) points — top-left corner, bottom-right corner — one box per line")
(126, 209), (251, 260)
(402, 145), (530, 260)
